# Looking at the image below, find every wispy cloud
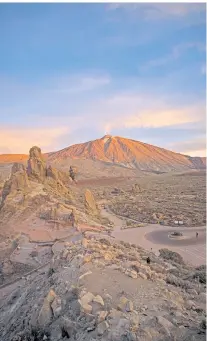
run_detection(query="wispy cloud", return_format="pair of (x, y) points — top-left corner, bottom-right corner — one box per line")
(169, 137), (206, 157)
(141, 41), (205, 70)
(90, 96), (205, 133)
(0, 126), (69, 154)
(201, 64), (206, 75)
(54, 74), (111, 94)
(107, 3), (206, 20)
(0, 72), (205, 156)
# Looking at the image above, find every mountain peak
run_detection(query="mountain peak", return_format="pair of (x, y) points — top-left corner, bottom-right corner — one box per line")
(101, 134), (113, 143)
(46, 135), (206, 172)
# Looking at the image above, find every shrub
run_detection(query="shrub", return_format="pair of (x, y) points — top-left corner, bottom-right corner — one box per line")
(196, 265), (206, 272)
(193, 270), (206, 284)
(159, 248), (184, 265)
(200, 319), (206, 330)
(99, 238), (111, 246)
(47, 267), (55, 277)
(166, 274), (194, 290)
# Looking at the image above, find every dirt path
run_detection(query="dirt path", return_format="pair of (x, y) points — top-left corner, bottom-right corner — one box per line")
(101, 207), (206, 266)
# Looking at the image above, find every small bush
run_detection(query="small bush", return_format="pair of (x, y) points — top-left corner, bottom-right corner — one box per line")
(196, 265), (206, 272)
(166, 274), (194, 290)
(193, 270), (206, 284)
(99, 238), (111, 246)
(159, 248), (184, 265)
(48, 267), (55, 277)
(200, 319), (206, 330)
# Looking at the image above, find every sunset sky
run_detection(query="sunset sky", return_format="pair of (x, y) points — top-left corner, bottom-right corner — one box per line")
(0, 3), (206, 156)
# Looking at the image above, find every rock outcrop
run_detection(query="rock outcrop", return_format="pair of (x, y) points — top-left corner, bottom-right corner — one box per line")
(1, 162), (29, 205)
(84, 189), (99, 216)
(27, 146), (47, 182)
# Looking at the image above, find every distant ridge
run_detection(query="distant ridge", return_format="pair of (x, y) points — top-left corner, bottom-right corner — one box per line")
(0, 136), (205, 172)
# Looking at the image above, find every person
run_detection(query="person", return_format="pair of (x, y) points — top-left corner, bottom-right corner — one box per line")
(146, 256), (151, 264)
(196, 232), (198, 238)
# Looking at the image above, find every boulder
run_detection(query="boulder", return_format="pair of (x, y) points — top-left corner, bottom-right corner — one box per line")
(97, 321), (109, 336)
(51, 296), (62, 317)
(108, 317), (130, 341)
(78, 292), (94, 314)
(2, 260), (14, 275)
(97, 310), (108, 323)
(117, 297), (134, 312)
(126, 269), (138, 279)
(156, 316), (174, 336)
(60, 316), (76, 338)
(38, 289), (57, 326)
(93, 295), (104, 306)
(84, 189), (99, 216)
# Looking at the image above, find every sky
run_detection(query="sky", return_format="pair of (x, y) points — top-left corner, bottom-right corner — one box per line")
(0, 3), (206, 156)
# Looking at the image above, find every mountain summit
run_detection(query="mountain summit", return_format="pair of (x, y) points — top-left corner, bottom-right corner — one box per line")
(48, 135), (206, 172)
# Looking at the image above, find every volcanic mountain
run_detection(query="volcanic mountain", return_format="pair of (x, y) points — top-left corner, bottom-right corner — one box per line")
(48, 135), (206, 172)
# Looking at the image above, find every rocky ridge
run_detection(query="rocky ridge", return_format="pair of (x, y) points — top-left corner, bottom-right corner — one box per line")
(0, 233), (206, 341)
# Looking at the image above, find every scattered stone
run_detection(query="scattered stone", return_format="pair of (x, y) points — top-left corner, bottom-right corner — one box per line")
(38, 289), (57, 326)
(79, 271), (92, 280)
(83, 255), (92, 264)
(97, 311), (108, 323)
(93, 295), (104, 306)
(79, 302), (93, 314)
(185, 300), (196, 310)
(97, 321), (109, 336)
(126, 269), (138, 279)
(51, 296), (62, 318)
(82, 238), (88, 248)
(138, 272), (147, 280)
(117, 297), (134, 312)
(108, 317), (130, 341)
(60, 316), (76, 338)
(156, 316), (174, 336)
(78, 292), (95, 314)
(2, 260), (14, 275)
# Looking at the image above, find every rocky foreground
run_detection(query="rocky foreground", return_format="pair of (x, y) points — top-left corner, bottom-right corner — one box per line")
(0, 232), (206, 341)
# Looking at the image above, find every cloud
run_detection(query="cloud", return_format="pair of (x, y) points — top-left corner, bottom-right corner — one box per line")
(169, 138), (206, 157)
(141, 42), (206, 70)
(0, 71), (205, 154)
(107, 3), (206, 20)
(54, 74), (111, 94)
(201, 64), (206, 75)
(97, 100), (205, 133)
(0, 126), (69, 154)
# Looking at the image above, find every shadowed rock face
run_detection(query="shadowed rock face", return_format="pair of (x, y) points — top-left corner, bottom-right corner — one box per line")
(27, 146), (47, 182)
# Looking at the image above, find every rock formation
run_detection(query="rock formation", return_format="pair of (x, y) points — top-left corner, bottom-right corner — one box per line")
(27, 146), (47, 182)
(132, 183), (141, 194)
(69, 166), (78, 182)
(84, 189), (99, 216)
(1, 162), (29, 205)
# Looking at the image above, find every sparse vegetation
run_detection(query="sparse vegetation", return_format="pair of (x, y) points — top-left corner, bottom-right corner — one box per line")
(159, 248), (185, 265)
